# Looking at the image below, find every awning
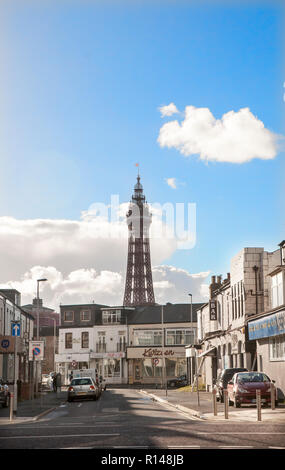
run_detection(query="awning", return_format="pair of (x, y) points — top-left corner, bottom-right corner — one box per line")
(197, 346), (216, 358)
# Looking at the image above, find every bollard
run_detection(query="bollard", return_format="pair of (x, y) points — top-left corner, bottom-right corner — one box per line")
(212, 389), (217, 416)
(256, 389), (262, 421)
(270, 383), (276, 410)
(9, 393), (14, 422)
(223, 390), (229, 419)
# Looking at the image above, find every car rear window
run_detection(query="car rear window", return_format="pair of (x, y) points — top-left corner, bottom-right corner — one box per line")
(237, 373), (270, 384)
(71, 378), (93, 386)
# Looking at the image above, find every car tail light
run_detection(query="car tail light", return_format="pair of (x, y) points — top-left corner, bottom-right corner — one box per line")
(68, 386), (74, 392)
(90, 385), (95, 390)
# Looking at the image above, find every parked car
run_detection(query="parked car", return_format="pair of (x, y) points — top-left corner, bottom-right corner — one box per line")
(213, 368), (248, 402)
(67, 377), (100, 402)
(227, 371), (277, 408)
(167, 374), (187, 388)
(0, 379), (10, 408)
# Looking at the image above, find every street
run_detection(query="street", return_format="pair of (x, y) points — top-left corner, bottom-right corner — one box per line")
(0, 388), (285, 449)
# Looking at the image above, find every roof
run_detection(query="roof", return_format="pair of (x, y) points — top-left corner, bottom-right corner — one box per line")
(128, 303), (204, 325)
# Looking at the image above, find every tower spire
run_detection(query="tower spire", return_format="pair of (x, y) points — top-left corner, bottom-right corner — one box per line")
(123, 173), (155, 307)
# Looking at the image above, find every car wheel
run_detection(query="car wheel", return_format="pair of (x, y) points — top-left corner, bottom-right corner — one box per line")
(68, 397), (73, 403)
(170, 382), (176, 388)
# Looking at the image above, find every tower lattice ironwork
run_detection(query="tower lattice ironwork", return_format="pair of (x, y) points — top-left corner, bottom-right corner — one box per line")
(123, 174), (155, 306)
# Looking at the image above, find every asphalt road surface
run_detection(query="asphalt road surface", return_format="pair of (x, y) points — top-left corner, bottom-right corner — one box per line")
(0, 388), (285, 449)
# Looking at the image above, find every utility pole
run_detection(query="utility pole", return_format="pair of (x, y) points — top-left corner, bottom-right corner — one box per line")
(35, 278), (47, 396)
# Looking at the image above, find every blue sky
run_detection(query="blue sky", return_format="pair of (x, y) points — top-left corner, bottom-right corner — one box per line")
(0, 0), (284, 291)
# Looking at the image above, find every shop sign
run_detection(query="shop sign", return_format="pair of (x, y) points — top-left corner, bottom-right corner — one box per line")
(248, 310), (285, 340)
(210, 300), (217, 321)
(127, 347), (185, 359)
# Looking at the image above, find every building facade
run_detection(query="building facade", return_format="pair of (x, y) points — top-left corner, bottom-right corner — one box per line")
(0, 289), (34, 398)
(55, 302), (203, 386)
(127, 303), (203, 385)
(247, 241), (285, 399)
(198, 246), (280, 391)
(55, 304), (132, 385)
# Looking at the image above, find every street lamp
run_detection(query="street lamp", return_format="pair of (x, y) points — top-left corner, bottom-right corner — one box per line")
(188, 293), (194, 386)
(35, 278), (47, 395)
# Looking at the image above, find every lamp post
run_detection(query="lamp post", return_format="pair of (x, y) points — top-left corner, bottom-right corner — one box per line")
(188, 293), (194, 386)
(35, 278), (47, 396)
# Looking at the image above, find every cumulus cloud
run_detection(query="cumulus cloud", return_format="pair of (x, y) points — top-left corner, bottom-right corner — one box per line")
(158, 105), (280, 164)
(153, 265), (210, 304)
(159, 102), (179, 117)
(0, 205), (176, 283)
(1, 264), (210, 310)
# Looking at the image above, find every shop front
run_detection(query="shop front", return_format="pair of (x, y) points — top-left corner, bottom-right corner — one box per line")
(127, 346), (187, 385)
(90, 351), (128, 384)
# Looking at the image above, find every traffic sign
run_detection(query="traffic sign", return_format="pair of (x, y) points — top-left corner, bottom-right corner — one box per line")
(12, 323), (21, 337)
(1, 339), (10, 349)
(29, 341), (44, 361)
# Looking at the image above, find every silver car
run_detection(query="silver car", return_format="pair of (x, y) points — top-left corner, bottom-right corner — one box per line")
(67, 377), (100, 402)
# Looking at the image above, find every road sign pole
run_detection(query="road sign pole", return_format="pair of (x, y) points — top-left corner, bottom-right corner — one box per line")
(13, 336), (18, 415)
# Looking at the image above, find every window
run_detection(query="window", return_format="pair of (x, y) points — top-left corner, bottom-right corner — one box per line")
(102, 310), (121, 324)
(272, 272), (284, 309)
(269, 334), (285, 361)
(133, 329), (162, 346)
(166, 329), (194, 346)
(64, 311), (74, 323)
(81, 310), (91, 322)
(97, 332), (106, 353)
(65, 333), (72, 349)
(81, 331), (89, 349)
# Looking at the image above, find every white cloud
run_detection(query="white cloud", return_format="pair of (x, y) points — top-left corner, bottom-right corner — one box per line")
(1, 264), (210, 310)
(159, 102), (179, 117)
(165, 178), (177, 189)
(0, 207), (176, 283)
(158, 105), (280, 164)
(153, 265), (210, 304)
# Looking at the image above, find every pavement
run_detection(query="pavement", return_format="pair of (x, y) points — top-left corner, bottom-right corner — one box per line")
(0, 385), (284, 425)
(0, 388), (67, 425)
(140, 387), (285, 423)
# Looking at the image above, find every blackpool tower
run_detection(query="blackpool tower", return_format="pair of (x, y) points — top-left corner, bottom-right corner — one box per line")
(123, 173), (155, 306)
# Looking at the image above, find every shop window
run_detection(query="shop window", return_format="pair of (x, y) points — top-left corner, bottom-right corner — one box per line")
(104, 358), (120, 377)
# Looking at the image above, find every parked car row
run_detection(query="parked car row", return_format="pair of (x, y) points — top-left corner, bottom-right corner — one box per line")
(214, 368), (278, 408)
